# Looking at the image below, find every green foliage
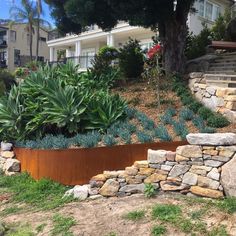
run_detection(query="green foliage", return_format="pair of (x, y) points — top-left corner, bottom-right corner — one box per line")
(179, 108), (194, 121)
(208, 225), (228, 236)
(98, 46), (119, 61)
(144, 183), (156, 198)
(151, 225), (167, 236)
(207, 114), (230, 128)
(0, 69), (16, 93)
(124, 210), (145, 221)
(119, 38), (144, 78)
(103, 134), (117, 146)
(0, 173), (72, 210)
(185, 24), (212, 60)
(188, 101), (203, 113)
(0, 63), (126, 141)
(160, 112), (173, 125)
(217, 197), (236, 214)
(77, 131), (101, 148)
(172, 120), (188, 140)
(153, 125), (172, 142)
(125, 107), (137, 119)
(198, 107), (214, 120)
(200, 126), (216, 133)
(166, 107), (176, 117)
(51, 214), (76, 236)
(137, 131), (153, 143)
(152, 204), (181, 222)
(117, 129), (132, 144)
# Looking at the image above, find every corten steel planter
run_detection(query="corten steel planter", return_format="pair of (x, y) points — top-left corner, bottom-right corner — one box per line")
(15, 141), (187, 186)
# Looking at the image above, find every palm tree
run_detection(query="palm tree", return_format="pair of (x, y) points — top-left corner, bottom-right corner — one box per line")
(36, 0), (42, 61)
(10, 0), (37, 60)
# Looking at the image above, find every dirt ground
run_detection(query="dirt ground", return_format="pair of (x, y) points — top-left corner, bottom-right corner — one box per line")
(1, 192), (236, 236)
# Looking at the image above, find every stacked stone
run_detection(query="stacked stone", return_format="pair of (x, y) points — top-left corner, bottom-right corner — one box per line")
(65, 133), (236, 200)
(0, 142), (20, 175)
(189, 72), (236, 123)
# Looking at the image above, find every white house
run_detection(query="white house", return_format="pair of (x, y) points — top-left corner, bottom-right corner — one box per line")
(47, 0), (234, 70)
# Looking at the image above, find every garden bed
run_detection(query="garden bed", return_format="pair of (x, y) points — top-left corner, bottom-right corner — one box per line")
(14, 141), (186, 185)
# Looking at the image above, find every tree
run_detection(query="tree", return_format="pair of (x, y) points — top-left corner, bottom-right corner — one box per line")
(45, 0), (195, 74)
(10, 0), (38, 60)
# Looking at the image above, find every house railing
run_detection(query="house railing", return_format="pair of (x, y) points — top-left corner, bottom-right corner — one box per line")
(48, 56), (95, 69)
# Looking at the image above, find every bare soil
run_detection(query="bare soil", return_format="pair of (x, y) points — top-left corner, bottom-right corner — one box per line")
(1, 193), (236, 236)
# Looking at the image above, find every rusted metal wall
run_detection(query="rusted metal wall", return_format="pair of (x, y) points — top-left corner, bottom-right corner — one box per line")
(15, 141), (187, 186)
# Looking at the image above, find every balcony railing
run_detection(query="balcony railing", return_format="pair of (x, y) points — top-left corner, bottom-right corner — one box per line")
(0, 38), (7, 48)
(49, 56), (95, 69)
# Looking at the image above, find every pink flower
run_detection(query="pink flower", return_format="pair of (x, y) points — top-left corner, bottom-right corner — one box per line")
(147, 44), (162, 59)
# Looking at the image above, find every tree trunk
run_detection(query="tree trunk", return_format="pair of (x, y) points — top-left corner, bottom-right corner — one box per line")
(29, 24), (33, 61)
(36, 18), (40, 61)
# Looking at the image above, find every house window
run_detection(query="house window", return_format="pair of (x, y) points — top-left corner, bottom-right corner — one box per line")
(40, 37), (46, 42)
(14, 49), (20, 65)
(10, 30), (16, 42)
(198, 0), (220, 21)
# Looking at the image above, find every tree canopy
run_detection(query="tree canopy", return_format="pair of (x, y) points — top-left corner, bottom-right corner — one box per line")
(45, 0), (195, 73)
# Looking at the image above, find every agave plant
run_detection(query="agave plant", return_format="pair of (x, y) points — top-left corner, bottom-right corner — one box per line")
(85, 91), (127, 131)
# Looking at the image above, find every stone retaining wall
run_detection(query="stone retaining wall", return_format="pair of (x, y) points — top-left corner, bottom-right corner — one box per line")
(67, 133), (236, 200)
(189, 73), (236, 123)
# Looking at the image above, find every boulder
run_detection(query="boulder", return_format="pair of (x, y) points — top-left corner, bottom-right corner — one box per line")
(0, 151), (15, 159)
(125, 166), (138, 176)
(169, 164), (190, 178)
(204, 160), (223, 168)
(4, 159), (20, 172)
(103, 171), (119, 178)
(187, 133), (236, 146)
(147, 149), (167, 164)
(1, 142), (13, 151)
(190, 186), (223, 199)
(176, 145), (202, 158)
(207, 168), (220, 181)
(182, 172), (198, 186)
(138, 167), (155, 176)
(99, 179), (119, 197)
(221, 155), (236, 196)
(91, 174), (106, 182)
(144, 173), (167, 183)
(189, 165), (212, 176)
(119, 183), (145, 194)
(160, 181), (188, 191)
(73, 185), (89, 200)
(197, 176), (220, 190)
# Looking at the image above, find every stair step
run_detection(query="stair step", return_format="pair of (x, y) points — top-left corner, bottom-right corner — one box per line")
(204, 74), (236, 80)
(208, 67), (236, 72)
(209, 62), (236, 67)
(205, 71), (236, 75)
(206, 80), (236, 88)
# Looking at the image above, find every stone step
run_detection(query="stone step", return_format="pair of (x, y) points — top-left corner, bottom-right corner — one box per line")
(208, 66), (236, 71)
(209, 62), (236, 67)
(206, 80), (236, 88)
(214, 58), (236, 63)
(205, 74), (236, 80)
(205, 71), (236, 75)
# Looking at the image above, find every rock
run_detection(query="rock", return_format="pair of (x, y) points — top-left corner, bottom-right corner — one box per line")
(1, 151), (15, 159)
(126, 176), (142, 184)
(190, 165), (212, 176)
(206, 86), (216, 96)
(1, 142), (13, 151)
(73, 185), (89, 200)
(203, 149), (218, 156)
(155, 169), (169, 175)
(138, 167), (155, 176)
(99, 179), (120, 197)
(4, 159), (20, 172)
(169, 165), (190, 178)
(125, 166), (138, 176)
(175, 154), (189, 162)
(147, 149), (167, 164)
(117, 178), (126, 183)
(134, 160), (148, 168)
(204, 160), (223, 167)
(190, 186), (223, 199)
(160, 181), (188, 191)
(88, 187), (99, 196)
(182, 172), (198, 186)
(119, 183), (145, 193)
(64, 189), (74, 198)
(197, 176), (220, 190)
(176, 145), (202, 158)
(89, 195), (103, 200)
(221, 155), (236, 196)
(166, 151), (176, 161)
(189, 72), (203, 79)
(91, 174), (106, 182)
(0, 157), (6, 170)
(207, 168), (220, 181)
(165, 161), (176, 166)
(187, 133), (236, 146)
(161, 165), (172, 171)
(103, 171), (119, 178)
(218, 150), (235, 159)
(149, 164), (161, 169)
(89, 180), (104, 188)
(144, 173), (167, 183)
(210, 155), (230, 162)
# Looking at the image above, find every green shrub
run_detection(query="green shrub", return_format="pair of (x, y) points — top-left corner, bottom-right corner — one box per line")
(153, 125), (172, 142)
(103, 134), (117, 146)
(144, 183), (156, 198)
(0, 69), (16, 91)
(98, 46), (119, 61)
(151, 225), (167, 236)
(119, 38), (144, 78)
(166, 107), (177, 117)
(78, 131), (101, 148)
(198, 107), (214, 120)
(117, 129), (132, 144)
(188, 101), (203, 113)
(137, 131), (153, 143)
(179, 108), (194, 121)
(160, 112), (173, 125)
(172, 121), (188, 140)
(207, 114), (230, 128)
(124, 210), (145, 221)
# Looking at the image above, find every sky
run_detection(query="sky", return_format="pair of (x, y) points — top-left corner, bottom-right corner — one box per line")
(0, 0), (55, 25)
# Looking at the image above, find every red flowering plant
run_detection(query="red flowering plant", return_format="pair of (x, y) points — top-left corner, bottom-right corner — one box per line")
(147, 44), (162, 60)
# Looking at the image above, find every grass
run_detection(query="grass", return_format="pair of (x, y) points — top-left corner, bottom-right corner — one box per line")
(151, 225), (167, 236)
(5, 224), (34, 236)
(190, 209), (206, 220)
(152, 204), (181, 222)
(0, 172), (73, 210)
(124, 210), (145, 221)
(217, 197), (236, 214)
(208, 225), (228, 236)
(36, 223), (47, 233)
(51, 214), (76, 236)
(1, 206), (23, 216)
